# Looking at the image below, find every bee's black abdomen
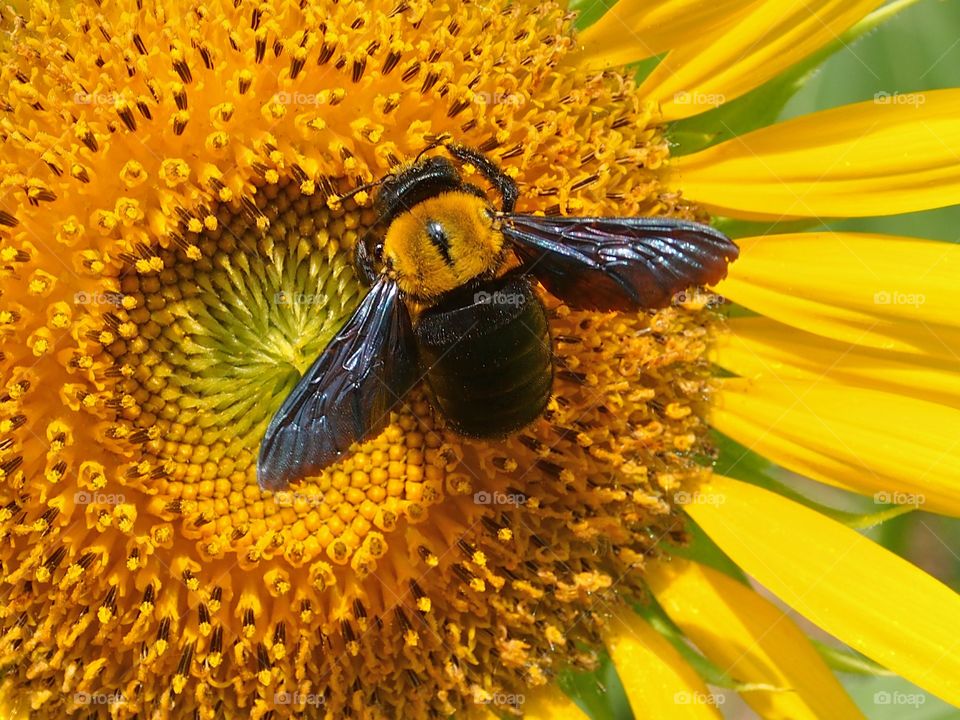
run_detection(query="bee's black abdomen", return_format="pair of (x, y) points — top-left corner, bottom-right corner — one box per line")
(415, 274), (552, 438)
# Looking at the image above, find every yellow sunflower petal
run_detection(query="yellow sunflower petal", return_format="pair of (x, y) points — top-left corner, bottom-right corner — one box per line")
(689, 476), (960, 706)
(575, 0), (753, 72)
(717, 232), (960, 359)
(714, 377), (960, 515)
(604, 607), (723, 718)
(506, 691), (590, 720)
(641, 0), (884, 121)
(715, 317), (960, 409)
(668, 89), (960, 215)
(648, 558), (865, 720)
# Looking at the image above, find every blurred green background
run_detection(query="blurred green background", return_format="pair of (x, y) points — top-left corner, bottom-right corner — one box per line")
(565, 1), (960, 718)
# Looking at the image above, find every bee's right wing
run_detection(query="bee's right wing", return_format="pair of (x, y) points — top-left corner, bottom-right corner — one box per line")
(501, 214), (738, 312)
(257, 275), (417, 491)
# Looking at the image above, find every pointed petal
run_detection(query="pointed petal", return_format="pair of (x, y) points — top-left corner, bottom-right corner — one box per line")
(575, 0), (753, 71)
(603, 607), (723, 718)
(716, 232), (960, 359)
(687, 475), (960, 707)
(668, 90), (960, 216)
(649, 558), (865, 720)
(518, 690), (591, 719)
(642, 0), (884, 121)
(714, 377), (960, 516)
(715, 317), (960, 409)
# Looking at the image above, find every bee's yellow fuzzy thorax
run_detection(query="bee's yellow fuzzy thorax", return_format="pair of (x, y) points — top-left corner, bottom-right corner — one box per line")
(382, 193), (504, 299)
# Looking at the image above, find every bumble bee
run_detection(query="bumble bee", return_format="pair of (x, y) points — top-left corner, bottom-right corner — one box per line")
(257, 143), (739, 491)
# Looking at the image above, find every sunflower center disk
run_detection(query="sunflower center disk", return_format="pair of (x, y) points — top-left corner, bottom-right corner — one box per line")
(88, 175), (721, 716)
(0, 1), (732, 715)
(117, 183), (362, 450)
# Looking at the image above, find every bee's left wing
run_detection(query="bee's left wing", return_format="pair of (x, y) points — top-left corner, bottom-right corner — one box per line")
(501, 215), (739, 312)
(257, 275), (417, 492)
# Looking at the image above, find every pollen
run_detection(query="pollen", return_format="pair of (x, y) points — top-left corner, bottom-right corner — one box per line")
(0, 1), (717, 718)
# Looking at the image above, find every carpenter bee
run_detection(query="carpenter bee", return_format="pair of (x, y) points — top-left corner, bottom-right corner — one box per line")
(257, 143), (739, 491)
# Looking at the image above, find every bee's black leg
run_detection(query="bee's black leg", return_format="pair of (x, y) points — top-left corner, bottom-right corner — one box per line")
(444, 142), (519, 213)
(353, 236), (380, 286)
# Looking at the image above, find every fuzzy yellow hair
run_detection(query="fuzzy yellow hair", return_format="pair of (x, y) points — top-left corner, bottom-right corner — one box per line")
(382, 193), (504, 299)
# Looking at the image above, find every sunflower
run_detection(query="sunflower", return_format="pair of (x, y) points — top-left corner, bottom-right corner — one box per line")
(0, 0), (958, 718)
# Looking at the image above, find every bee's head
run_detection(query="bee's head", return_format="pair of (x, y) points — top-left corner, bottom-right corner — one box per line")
(382, 192), (503, 301)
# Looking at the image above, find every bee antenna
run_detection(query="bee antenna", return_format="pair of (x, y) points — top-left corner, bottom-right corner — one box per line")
(414, 133), (453, 164)
(335, 175), (393, 205)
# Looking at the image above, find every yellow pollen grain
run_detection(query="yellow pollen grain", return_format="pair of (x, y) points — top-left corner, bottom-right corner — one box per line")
(159, 159), (190, 187)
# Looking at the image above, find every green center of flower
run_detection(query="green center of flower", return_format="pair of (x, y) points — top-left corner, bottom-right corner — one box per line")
(111, 180), (365, 474)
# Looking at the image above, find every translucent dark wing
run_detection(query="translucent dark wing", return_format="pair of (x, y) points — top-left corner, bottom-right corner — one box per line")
(501, 215), (739, 311)
(257, 275), (417, 491)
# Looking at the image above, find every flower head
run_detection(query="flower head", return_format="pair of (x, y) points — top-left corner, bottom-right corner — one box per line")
(2, 1), (960, 719)
(0, 1), (716, 717)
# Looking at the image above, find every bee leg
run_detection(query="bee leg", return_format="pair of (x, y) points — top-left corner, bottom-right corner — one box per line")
(353, 236), (380, 286)
(444, 142), (519, 213)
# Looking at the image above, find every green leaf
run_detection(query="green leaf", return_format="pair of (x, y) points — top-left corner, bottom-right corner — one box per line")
(712, 216), (825, 241)
(557, 653), (633, 720)
(667, 71), (809, 156)
(568, 0), (617, 31)
(811, 640), (895, 677)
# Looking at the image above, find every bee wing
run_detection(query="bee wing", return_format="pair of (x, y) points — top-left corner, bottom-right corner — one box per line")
(501, 214), (739, 312)
(257, 275), (417, 491)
